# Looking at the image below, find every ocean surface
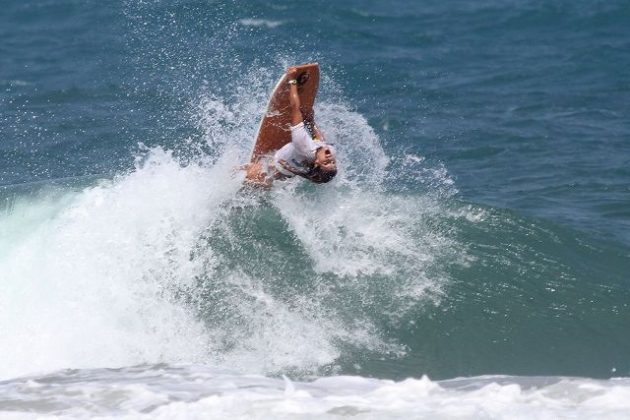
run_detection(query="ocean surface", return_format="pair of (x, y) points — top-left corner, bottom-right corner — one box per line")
(1, 0), (629, 418)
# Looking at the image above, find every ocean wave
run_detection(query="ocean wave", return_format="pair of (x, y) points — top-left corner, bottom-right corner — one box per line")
(1, 365), (629, 419)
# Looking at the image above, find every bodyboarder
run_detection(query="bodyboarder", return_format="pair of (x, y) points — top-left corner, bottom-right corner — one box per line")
(244, 66), (337, 187)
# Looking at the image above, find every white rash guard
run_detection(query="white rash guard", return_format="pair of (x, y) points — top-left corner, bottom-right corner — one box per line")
(274, 122), (320, 177)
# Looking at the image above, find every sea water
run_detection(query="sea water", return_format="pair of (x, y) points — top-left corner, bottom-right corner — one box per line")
(1, 0), (629, 418)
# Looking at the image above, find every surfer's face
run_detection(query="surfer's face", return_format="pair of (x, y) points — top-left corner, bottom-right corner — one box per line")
(315, 146), (337, 172)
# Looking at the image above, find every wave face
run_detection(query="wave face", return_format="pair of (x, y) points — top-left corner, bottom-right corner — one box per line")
(1, 0), (630, 417)
(0, 86), (461, 379)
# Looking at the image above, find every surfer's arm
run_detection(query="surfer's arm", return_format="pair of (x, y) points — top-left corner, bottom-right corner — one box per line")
(242, 162), (274, 188)
(286, 68), (320, 159)
(287, 68), (303, 126)
(311, 122), (325, 141)
(287, 67), (325, 142)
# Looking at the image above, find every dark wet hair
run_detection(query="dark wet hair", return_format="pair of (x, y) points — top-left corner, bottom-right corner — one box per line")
(307, 165), (337, 184)
(277, 158), (337, 184)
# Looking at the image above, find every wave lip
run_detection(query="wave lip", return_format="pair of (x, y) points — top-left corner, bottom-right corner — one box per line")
(0, 148), (242, 380)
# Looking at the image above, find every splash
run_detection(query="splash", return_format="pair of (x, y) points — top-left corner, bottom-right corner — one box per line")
(0, 149), (238, 378)
(0, 60), (466, 381)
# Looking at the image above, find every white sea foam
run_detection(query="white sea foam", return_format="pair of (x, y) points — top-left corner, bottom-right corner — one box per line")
(0, 149), (239, 379)
(238, 18), (284, 29)
(1, 366), (629, 419)
(1, 59), (615, 419)
(0, 66), (465, 385)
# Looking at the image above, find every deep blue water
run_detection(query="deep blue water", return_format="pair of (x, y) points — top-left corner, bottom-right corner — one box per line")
(1, 0), (630, 385)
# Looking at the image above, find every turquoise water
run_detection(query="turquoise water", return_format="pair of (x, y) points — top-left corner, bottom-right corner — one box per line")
(1, 0), (630, 417)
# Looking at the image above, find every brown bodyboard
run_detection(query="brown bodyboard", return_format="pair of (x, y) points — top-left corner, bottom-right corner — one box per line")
(249, 63), (320, 163)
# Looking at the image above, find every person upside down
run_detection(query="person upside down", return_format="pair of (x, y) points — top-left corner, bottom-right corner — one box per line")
(245, 67), (338, 187)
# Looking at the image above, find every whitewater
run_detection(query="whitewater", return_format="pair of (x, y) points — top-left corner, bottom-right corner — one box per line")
(2, 0), (630, 417)
(0, 78), (451, 416)
(3, 367), (630, 419)
(1, 75), (628, 419)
